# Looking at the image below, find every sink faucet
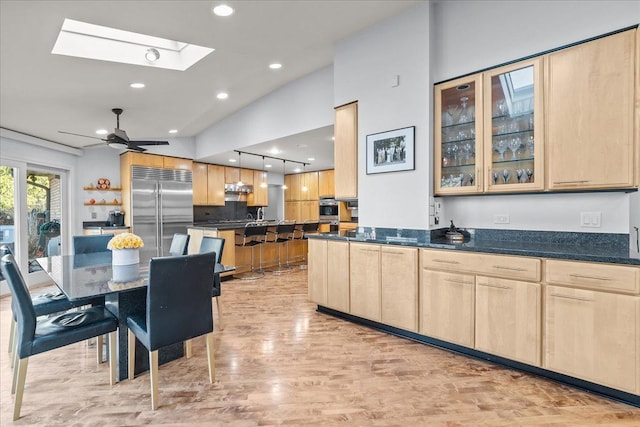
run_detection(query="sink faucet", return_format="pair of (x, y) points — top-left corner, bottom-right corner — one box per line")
(257, 207), (264, 221)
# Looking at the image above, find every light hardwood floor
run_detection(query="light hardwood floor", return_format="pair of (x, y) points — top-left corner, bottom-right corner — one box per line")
(1, 269), (639, 426)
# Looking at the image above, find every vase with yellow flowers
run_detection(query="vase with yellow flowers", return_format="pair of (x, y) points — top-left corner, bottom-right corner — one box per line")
(107, 232), (144, 266)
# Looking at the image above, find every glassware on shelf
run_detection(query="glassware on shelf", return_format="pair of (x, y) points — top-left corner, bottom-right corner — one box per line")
(446, 104), (461, 125)
(516, 169), (525, 183)
(495, 138), (508, 161)
(496, 99), (508, 117)
(508, 137), (521, 160)
(492, 171), (499, 185)
(450, 143), (459, 165)
(462, 142), (473, 164)
(502, 169), (511, 184)
(458, 97), (471, 124)
(526, 168), (534, 182)
(526, 135), (535, 157)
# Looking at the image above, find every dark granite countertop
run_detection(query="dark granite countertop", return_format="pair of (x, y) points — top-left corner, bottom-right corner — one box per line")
(82, 221), (129, 230)
(309, 228), (640, 266)
(190, 220), (282, 230)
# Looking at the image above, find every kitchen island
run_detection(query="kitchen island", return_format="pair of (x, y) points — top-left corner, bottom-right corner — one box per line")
(308, 227), (640, 407)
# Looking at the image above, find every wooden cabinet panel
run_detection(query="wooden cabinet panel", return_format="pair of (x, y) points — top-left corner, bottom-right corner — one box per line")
(163, 156), (192, 171)
(303, 172), (319, 200)
(419, 269), (475, 347)
(300, 201), (319, 221)
(381, 246), (418, 331)
(421, 249), (541, 282)
(207, 165), (225, 206)
(290, 174), (302, 201)
(308, 239), (328, 305)
(284, 175), (293, 201)
(349, 243), (380, 321)
(248, 170), (268, 206)
(225, 167), (239, 184)
(475, 276), (541, 366)
(240, 168), (254, 186)
(547, 29), (636, 190)
(284, 201), (300, 222)
(122, 152), (164, 168)
(544, 285), (640, 394)
(192, 163), (208, 205)
(327, 241), (350, 312)
(545, 259), (640, 294)
(318, 169), (335, 198)
(334, 102), (358, 199)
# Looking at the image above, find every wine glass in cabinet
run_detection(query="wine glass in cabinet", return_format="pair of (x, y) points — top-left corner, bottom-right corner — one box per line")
(434, 75), (483, 195)
(483, 58), (544, 192)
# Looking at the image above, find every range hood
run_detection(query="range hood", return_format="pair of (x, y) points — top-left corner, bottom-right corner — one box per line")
(224, 183), (253, 193)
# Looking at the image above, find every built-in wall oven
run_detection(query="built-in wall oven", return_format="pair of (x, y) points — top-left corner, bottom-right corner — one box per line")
(319, 198), (339, 227)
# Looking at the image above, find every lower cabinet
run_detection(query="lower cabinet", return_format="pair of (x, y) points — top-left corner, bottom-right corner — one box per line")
(420, 269), (475, 348)
(308, 239), (350, 311)
(475, 276), (541, 366)
(544, 285), (640, 394)
(349, 243), (381, 321)
(308, 239), (327, 305)
(381, 246), (418, 332)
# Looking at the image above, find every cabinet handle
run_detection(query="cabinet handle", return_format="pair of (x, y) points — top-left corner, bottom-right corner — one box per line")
(478, 282), (510, 290)
(359, 248), (379, 253)
(492, 265), (527, 271)
(477, 167), (481, 190)
(569, 273), (612, 281)
(550, 293), (593, 302)
(553, 180), (590, 185)
(384, 250), (406, 255)
(432, 259), (459, 264)
(444, 278), (469, 284)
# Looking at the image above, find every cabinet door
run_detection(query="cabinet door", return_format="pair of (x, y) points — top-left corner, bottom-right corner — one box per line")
(544, 285), (640, 394)
(300, 200), (319, 221)
(284, 201), (300, 222)
(484, 58), (544, 192)
(304, 172), (319, 200)
(187, 228), (204, 254)
(327, 240), (350, 312)
(123, 152), (164, 168)
(381, 246), (418, 331)
(475, 276), (541, 366)
(284, 175), (293, 201)
(192, 163), (209, 205)
(420, 270), (475, 347)
(163, 157), (192, 171)
(318, 169), (335, 198)
(248, 170), (268, 206)
(349, 243), (380, 321)
(240, 168), (254, 186)
(225, 167), (240, 184)
(334, 102), (358, 199)
(207, 165), (225, 206)
(547, 30), (636, 190)
(434, 75), (483, 195)
(308, 239), (328, 305)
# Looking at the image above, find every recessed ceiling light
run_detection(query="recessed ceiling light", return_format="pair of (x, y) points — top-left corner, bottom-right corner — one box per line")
(293, 167), (301, 173)
(307, 157), (315, 161)
(331, 136), (335, 141)
(213, 4), (234, 17)
(265, 164), (272, 168)
(96, 129), (108, 135)
(217, 92), (229, 100)
(169, 129), (178, 134)
(269, 63), (282, 70)
(51, 19), (213, 71)
(130, 82), (145, 88)
(297, 143), (308, 148)
(269, 147), (280, 155)
(228, 158), (236, 163)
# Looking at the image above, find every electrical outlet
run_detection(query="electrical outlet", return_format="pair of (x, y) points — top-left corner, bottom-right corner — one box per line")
(581, 211), (601, 228)
(91, 212), (97, 219)
(493, 214), (510, 224)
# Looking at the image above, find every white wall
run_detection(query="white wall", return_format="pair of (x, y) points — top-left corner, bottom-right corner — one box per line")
(195, 66), (334, 159)
(432, 0), (640, 233)
(334, 2), (432, 229)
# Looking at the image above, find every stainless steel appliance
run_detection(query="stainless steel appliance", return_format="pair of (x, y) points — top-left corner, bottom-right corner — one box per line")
(131, 166), (193, 258)
(319, 198), (339, 222)
(108, 210), (125, 226)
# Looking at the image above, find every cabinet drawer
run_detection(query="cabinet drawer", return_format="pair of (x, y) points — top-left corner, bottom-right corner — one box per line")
(545, 259), (640, 295)
(421, 249), (541, 282)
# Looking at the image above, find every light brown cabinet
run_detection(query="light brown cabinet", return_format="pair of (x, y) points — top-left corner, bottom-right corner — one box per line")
(475, 276), (541, 366)
(224, 167), (252, 185)
(349, 243), (380, 321)
(334, 102), (358, 199)
(308, 239), (328, 305)
(284, 200), (318, 222)
(285, 172), (318, 201)
(308, 239), (350, 312)
(544, 285), (640, 394)
(318, 169), (335, 198)
(547, 29), (637, 190)
(248, 170), (268, 206)
(419, 269), (475, 347)
(381, 246), (418, 332)
(192, 162), (225, 206)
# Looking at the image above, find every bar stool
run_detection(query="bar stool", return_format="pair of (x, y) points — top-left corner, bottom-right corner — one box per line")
(269, 220), (297, 275)
(234, 222), (268, 280)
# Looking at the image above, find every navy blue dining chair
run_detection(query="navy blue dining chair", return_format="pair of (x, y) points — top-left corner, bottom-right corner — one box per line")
(168, 233), (190, 256)
(126, 252), (216, 410)
(2, 245), (105, 367)
(72, 234), (114, 254)
(198, 236), (225, 330)
(1, 254), (118, 421)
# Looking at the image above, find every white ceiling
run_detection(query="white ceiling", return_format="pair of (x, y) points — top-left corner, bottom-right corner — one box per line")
(0, 0), (421, 172)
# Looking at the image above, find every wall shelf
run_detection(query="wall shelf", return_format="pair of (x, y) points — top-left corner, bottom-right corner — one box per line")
(83, 187), (122, 191)
(84, 202), (122, 206)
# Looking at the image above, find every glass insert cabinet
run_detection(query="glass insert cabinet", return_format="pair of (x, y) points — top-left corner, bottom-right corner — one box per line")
(434, 58), (543, 195)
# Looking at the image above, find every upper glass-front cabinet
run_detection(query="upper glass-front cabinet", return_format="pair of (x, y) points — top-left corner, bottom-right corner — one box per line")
(434, 75), (483, 195)
(484, 58), (544, 192)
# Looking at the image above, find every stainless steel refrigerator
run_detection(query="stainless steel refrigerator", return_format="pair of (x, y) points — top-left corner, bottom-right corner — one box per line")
(130, 166), (193, 258)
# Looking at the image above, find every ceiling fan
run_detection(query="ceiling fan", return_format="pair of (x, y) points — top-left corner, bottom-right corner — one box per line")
(59, 108), (169, 152)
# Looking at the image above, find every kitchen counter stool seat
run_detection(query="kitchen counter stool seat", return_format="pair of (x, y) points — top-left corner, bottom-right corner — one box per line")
(268, 221), (297, 274)
(291, 221), (319, 269)
(234, 222), (268, 280)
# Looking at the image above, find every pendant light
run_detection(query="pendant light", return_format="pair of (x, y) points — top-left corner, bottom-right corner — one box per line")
(301, 163), (308, 192)
(281, 160), (288, 190)
(236, 152), (244, 186)
(260, 156), (268, 188)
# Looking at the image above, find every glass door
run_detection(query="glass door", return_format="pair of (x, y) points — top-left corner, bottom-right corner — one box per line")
(434, 74), (483, 195)
(484, 58), (544, 192)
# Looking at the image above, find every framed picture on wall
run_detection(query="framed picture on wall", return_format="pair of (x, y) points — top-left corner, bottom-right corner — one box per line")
(366, 126), (415, 174)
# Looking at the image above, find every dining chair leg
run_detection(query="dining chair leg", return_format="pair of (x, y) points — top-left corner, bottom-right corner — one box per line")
(205, 332), (215, 383)
(184, 340), (192, 358)
(214, 297), (224, 330)
(11, 324), (18, 369)
(128, 329), (136, 381)
(13, 357), (28, 421)
(11, 347), (19, 394)
(96, 334), (104, 365)
(108, 331), (117, 386)
(8, 317), (15, 354)
(149, 350), (159, 410)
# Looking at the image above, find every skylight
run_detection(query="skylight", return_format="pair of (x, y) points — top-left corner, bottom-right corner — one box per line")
(51, 19), (214, 71)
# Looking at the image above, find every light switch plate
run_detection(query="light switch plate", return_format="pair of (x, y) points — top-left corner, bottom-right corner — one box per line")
(493, 214), (510, 224)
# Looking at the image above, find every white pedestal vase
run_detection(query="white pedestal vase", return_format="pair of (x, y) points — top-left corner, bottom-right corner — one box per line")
(111, 248), (140, 266)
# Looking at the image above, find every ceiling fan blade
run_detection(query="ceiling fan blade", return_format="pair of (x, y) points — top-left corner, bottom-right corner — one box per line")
(130, 140), (170, 146)
(58, 131), (106, 141)
(126, 144), (147, 152)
